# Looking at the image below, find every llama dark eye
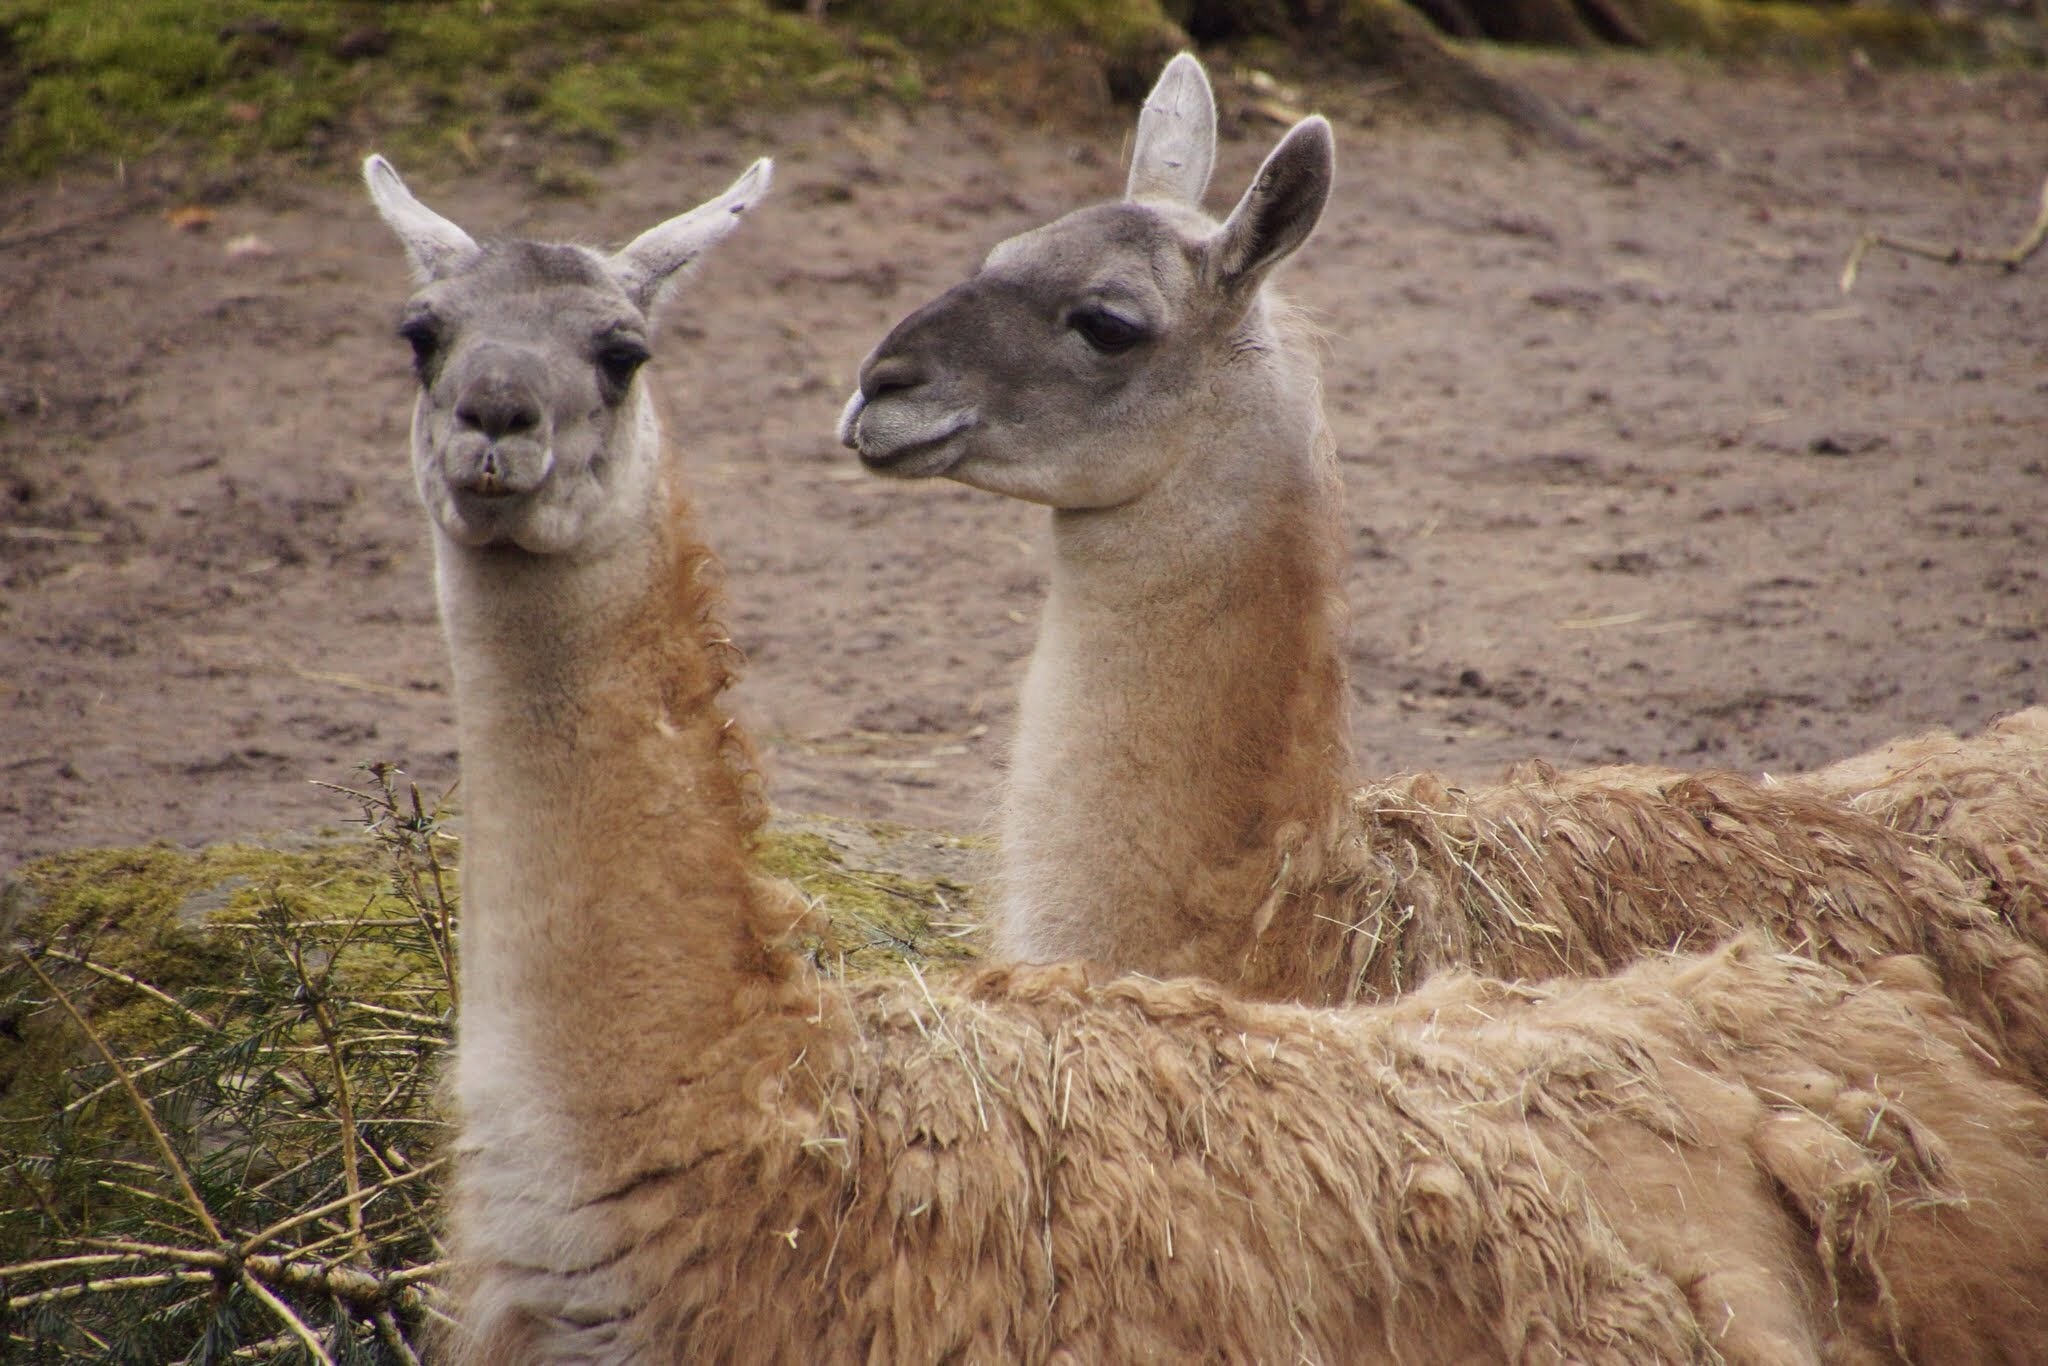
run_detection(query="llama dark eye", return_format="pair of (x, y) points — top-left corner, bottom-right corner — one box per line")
(397, 316), (440, 377)
(1069, 307), (1146, 354)
(596, 337), (650, 390)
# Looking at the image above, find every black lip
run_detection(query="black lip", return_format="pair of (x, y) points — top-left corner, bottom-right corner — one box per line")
(859, 445), (956, 478)
(451, 482), (522, 501)
(856, 429), (964, 477)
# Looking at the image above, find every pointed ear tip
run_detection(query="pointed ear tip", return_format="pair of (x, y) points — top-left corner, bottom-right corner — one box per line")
(1158, 52), (1213, 94)
(1285, 116), (1337, 169)
(731, 157), (773, 203)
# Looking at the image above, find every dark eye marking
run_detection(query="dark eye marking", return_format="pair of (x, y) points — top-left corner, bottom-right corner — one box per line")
(595, 331), (651, 393)
(396, 313), (441, 379)
(1068, 306), (1147, 354)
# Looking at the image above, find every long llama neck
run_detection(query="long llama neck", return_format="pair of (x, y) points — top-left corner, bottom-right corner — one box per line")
(435, 424), (803, 1174)
(1000, 336), (1354, 979)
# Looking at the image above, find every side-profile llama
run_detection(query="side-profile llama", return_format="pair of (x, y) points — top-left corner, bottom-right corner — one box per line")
(366, 148), (2048, 1359)
(840, 53), (2048, 1081)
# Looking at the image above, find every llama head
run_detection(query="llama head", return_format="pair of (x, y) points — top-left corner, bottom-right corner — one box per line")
(365, 155), (771, 553)
(837, 55), (1332, 509)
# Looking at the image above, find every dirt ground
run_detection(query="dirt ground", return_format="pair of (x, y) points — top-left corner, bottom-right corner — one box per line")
(2, 53), (2044, 873)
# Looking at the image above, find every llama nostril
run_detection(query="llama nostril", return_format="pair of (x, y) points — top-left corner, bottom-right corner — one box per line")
(860, 354), (926, 402)
(456, 384), (543, 440)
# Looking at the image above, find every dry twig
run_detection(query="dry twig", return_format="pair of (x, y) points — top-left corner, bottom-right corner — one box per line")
(1841, 172), (2048, 292)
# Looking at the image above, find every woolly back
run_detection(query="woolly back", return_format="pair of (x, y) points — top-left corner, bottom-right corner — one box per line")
(1230, 760), (2048, 1093)
(1395, 939), (2048, 1362)
(501, 936), (2048, 1361)
(1798, 706), (2048, 949)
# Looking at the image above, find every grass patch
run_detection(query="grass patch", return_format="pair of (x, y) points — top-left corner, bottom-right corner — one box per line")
(0, 0), (1184, 181)
(1640, 0), (1997, 64)
(5, 0), (2031, 183)
(0, 0), (892, 178)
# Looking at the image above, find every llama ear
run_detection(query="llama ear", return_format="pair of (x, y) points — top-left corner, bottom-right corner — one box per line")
(1125, 53), (1216, 206)
(609, 158), (773, 313)
(363, 155), (479, 284)
(1208, 116), (1333, 292)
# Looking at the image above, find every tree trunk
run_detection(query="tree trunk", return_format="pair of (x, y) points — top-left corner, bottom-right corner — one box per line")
(1172, 0), (1586, 143)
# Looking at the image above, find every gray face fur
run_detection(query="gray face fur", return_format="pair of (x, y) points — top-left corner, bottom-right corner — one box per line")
(365, 155), (770, 554)
(837, 55), (1332, 510)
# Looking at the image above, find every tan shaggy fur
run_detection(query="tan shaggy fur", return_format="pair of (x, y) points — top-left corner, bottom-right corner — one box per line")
(1795, 707), (2048, 952)
(1228, 762), (2048, 1091)
(370, 146), (2048, 1364)
(431, 434), (2048, 1364)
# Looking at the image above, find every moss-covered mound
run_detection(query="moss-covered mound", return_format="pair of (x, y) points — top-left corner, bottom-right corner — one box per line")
(0, 0), (1181, 179)
(1634, 0), (2001, 64)
(1, 0), (859, 175)
(0, 774), (459, 1359)
(6, 0), (2032, 184)
(764, 812), (991, 974)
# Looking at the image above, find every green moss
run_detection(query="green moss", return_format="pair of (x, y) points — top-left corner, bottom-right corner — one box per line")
(0, 0), (358, 174)
(0, 0), (900, 178)
(1, 841), (390, 1136)
(534, 26), (833, 149)
(0, 0), (1194, 182)
(834, 0), (1180, 53)
(1640, 0), (1990, 63)
(3, 0), (2037, 181)
(757, 819), (988, 975)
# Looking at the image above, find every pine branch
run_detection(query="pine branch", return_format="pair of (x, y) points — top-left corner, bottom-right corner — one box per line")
(31, 949), (221, 1032)
(5, 1271), (215, 1312)
(237, 1268), (338, 1366)
(14, 952), (225, 1246)
(238, 1157), (446, 1255)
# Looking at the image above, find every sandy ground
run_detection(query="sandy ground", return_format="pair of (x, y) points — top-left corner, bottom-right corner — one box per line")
(2, 53), (2044, 873)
